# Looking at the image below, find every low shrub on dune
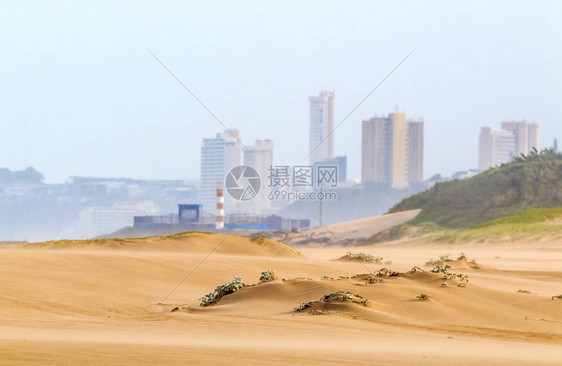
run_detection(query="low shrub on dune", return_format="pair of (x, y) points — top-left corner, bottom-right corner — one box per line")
(338, 252), (383, 263)
(199, 276), (245, 307)
(199, 270), (279, 307)
(294, 291), (370, 312)
(259, 270), (278, 283)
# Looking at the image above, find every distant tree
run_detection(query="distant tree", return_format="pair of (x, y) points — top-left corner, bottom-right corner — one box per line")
(0, 167), (44, 187)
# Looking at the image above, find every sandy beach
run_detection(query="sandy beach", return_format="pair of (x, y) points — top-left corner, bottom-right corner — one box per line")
(0, 233), (560, 365)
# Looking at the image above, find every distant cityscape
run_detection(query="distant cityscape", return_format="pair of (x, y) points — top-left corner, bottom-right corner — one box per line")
(0, 91), (550, 241)
(479, 122), (540, 170)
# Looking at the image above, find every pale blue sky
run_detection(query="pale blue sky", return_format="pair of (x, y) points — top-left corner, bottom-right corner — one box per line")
(1, 1), (561, 183)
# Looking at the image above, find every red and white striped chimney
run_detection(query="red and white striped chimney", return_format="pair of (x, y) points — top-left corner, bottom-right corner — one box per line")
(216, 186), (224, 230)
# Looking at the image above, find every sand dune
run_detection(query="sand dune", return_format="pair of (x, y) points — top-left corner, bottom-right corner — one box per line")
(276, 209), (421, 245)
(0, 236), (561, 365)
(26, 232), (302, 257)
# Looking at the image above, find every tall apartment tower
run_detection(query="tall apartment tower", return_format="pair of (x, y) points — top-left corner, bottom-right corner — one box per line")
(200, 129), (241, 213)
(243, 139), (274, 212)
(361, 113), (424, 188)
(479, 122), (539, 171)
(309, 91), (335, 165)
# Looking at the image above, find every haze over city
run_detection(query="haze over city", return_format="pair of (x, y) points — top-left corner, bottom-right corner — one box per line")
(2, 1), (561, 183)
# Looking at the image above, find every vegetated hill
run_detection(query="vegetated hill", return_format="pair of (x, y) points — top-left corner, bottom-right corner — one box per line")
(367, 207), (562, 244)
(388, 149), (562, 228)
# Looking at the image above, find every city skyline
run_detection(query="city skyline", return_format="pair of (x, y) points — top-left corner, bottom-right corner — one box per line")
(1, 2), (560, 184)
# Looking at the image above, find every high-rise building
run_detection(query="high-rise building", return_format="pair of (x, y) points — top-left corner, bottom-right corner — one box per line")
(361, 113), (424, 187)
(361, 117), (391, 184)
(200, 129), (240, 213)
(309, 91), (335, 165)
(527, 123), (540, 152)
(243, 139), (274, 212)
(479, 122), (539, 171)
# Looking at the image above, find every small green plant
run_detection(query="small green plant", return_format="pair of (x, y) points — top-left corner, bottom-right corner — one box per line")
(425, 254), (452, 266)
(320, 276), (334, 280)
(199, 276), (245, 307)
(431, 264), (451, 275)
(431, 264), (469, 282)
(457, 252), (477, 264)
(259, 270), (278, 283)
(416, 293), (429, 300)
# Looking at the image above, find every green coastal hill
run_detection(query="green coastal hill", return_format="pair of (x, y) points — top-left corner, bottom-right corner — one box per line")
(389, 149), (562, 229)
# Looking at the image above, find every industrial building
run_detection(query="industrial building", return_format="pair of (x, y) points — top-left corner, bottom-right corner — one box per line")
(134, 204), (309, 232)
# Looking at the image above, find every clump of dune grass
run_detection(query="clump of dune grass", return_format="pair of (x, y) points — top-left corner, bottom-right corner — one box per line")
(425, 254), (452, 266)
(416, 293), (430, 301)
(282, 276), (313, 281)
(199, 276), (245, 307)
(375, 267), (399, 277)
(339, 251), (383, 263)
(457, 252), (477, 264)
(294, 291), (370, 312)
(430, 264), (469, 283)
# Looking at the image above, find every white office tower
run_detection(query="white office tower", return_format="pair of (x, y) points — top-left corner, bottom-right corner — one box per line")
(479, 122), (539, 171)
(309, 91), (335, 165)
(200, 129), (240, 214)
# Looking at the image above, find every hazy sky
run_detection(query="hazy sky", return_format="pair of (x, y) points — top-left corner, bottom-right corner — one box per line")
(1, 1), (561, 183)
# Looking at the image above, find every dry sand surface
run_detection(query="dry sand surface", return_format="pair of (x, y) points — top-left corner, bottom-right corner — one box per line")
(0, 232), (561, 365)
(273, 209), (421, 245)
